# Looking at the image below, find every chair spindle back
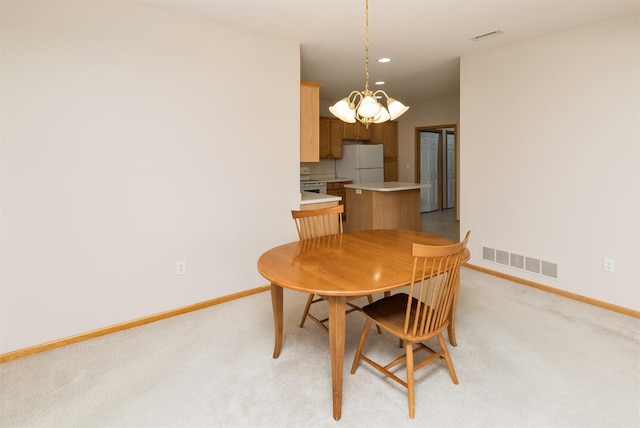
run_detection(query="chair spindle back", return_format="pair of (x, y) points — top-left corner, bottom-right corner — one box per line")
(291, 205), (344, 240)
(405, 231), (470, 339)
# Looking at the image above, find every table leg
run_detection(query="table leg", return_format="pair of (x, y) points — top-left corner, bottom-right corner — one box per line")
(327, 296), (346, 421)
(271, 284), (283, 359)
(447, 277), (460, 347)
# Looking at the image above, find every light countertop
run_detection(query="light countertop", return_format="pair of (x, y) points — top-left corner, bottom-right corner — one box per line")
(300, 191), (342, 205)
(343, 182), (431, 192)
(309, 177), (352, 183)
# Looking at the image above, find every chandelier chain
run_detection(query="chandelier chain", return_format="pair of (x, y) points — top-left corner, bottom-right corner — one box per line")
(328, 0), (409, 125)
(364, 0), (369, 92)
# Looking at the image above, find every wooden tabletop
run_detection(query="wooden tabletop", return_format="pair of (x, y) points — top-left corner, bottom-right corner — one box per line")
(258, 229), (465, 296)
(257, 229), (469, 421)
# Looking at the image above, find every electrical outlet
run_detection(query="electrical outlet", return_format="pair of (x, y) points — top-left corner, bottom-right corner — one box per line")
(176, 260), (186, 276)
(603, 258), (615, 273)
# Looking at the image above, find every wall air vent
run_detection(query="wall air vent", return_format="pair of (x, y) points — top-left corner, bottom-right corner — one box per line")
(525, 257), (541, 274)
(496, 250), (509, 265)
(510, 253), (525, 270)
(482, 246), (496, 262)
(541, 261), (558, 279)
(482, 244), (558, 280)
(470, 30), (504, 41)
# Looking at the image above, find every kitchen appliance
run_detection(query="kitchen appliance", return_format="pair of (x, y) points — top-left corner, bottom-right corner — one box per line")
(300, 181), (327, 194)
(335, 143), (384, 184)
(300, 166), (327, 194)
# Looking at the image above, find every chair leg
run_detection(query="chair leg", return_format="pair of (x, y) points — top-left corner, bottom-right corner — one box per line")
(406, 342), (415, 419)
(299, 294), (315, 328)
(366, 295), (382, 334)
(351, 319), (372, 374)
(437, 333), (458, 384)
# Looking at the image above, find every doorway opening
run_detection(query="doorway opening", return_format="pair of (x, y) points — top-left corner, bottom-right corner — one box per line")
(414, 125), (458, 222)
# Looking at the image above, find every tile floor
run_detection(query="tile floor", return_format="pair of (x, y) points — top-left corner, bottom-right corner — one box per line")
(421, 208), (459, 241)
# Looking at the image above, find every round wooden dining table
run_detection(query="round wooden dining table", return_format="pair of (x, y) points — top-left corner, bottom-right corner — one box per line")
(257, 229), (469, 421)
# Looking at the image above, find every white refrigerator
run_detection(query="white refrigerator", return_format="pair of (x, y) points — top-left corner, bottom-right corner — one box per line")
(336, 144), (384, 184)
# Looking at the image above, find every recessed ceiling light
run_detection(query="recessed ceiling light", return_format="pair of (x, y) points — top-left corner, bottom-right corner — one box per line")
(375, 81), (385, 85)
(470, 30), (504, 41)
(377, 58), (391, 63)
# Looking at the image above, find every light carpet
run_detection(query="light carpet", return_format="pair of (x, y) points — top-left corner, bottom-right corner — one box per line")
(1, 267), (639, 427)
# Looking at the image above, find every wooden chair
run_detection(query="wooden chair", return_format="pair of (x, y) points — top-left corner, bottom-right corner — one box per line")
(292, 205), (344, 240)
(350, 231), (471, 418)
(291, 205), (378, 333)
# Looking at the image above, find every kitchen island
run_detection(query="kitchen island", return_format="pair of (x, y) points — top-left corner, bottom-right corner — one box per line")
(344, 182), (430, 232)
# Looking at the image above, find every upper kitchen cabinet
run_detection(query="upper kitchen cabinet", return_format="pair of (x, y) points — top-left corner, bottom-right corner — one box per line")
(300, 81), (321, 162)
(370, 121), (399, 181)
(371, 121), (398, 157)
(343, 121), (371, 141)
(319, 117), (344, 159)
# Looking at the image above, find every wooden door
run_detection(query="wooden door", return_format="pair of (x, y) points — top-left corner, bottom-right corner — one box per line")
(420, 132), (439, 212)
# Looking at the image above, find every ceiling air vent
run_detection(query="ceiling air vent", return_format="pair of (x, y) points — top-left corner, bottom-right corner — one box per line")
(470, 30), (504, 41)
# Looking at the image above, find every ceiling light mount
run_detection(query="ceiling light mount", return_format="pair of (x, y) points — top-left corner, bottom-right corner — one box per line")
(329, 0), (408, 127)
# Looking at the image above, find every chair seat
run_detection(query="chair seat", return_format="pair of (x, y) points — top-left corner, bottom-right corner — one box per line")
(363, 293), (445, 342)
(362, 294), (408, 330)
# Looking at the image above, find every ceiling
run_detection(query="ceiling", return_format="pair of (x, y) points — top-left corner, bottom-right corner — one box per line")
(141, 0), (638, 107)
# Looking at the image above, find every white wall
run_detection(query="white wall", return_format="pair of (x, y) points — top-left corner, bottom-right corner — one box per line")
(0, 1), (301, 353)
(460, 14), (639, 311)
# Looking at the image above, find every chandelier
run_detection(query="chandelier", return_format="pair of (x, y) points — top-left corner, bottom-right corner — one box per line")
(329, 0), (409, 127)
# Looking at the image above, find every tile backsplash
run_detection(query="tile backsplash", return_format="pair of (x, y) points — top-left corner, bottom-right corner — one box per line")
(300, 159), (336, 179)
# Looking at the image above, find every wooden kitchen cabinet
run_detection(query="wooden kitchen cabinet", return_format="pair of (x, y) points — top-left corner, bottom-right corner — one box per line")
(344, 184), (422, 232)
(370, 121), (399, 181)
(343, 121), (371, 141)
(319, 117), (344, 159)
(384, 158), (399, 181)
(300, 81), (321, 162)
(327, 180), (352, 215)
(319, 117), (330, 158)
(382, 121), (398, 157)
